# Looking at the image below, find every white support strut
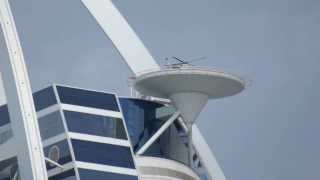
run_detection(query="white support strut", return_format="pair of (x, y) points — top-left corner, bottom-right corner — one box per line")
(136, 111), (180, 155)
(0, 0), (48, 179)
(44, 157), (64, 169)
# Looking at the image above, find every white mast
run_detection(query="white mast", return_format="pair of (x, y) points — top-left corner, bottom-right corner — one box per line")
(0, 0), (48, 179)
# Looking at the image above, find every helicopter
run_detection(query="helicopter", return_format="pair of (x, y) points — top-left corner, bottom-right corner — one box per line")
(164, 56), (207, 69)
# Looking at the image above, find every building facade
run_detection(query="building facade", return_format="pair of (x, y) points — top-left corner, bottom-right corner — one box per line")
(0, 85), (202, 180)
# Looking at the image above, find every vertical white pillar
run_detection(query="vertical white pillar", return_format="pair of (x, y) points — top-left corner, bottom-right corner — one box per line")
(0, 74), (6, 105)
(0, 0), (48, 179)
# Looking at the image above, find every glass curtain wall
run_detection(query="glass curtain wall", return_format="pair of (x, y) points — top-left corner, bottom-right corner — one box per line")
(119, 98), (189, 164)
(56, 86), (138, 180)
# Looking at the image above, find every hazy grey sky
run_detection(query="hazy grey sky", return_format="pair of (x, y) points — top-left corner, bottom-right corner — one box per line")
(8, 0), (320, 179)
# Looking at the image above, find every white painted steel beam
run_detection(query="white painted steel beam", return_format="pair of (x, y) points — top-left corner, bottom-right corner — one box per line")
(192, 125), (226, 180)
(44, 157), (63, 169)
(136, 111), (180, 155)
(0, 74), (6, 105)
(0, 0), (48, 179)
(81, 0), (160, 75)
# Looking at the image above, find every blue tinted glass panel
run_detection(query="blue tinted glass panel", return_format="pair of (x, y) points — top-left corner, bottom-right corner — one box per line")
(44, 140), (72, 170)
(0, 157), (18, 179)
(71, 139), (135, 169)
(0, 105), (10, 126)
(33, 86), (57, 111)
(119, 98), (165, 152)
(0, 107), (12, 146)
(56, 86), (119, 111)
(38, 111), (65, 140)
(49, 169), (76, 180)
(119, 98), (189, 164)
(64, 111), (127, 139)
(78, 169), (138, 180)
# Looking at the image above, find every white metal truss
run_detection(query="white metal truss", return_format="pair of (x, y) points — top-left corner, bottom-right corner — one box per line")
(0, 0), (48, 179)
(192, 126), (227, 180)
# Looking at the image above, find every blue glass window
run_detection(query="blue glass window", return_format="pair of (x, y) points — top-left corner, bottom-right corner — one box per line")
(119, 98), (165, 153)
(0, 105), (10, 126)
(56, 86), (119, 111)
(71, 139), (135, 169)
(0, 157), (18, 179)
(49, 169), (76, 180)
(33, 86), (57, 111)
(78, 168), (138, 180)
(64, 111), (127, 139)
(119, 98), (189, 164)
(44, 140), (72, 170)
(0, 106), (12, 144)
(38, 111), (65, 140)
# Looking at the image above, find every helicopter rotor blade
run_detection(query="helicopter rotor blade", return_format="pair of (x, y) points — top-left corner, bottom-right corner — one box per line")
(172, 56), (185, 63)
(189, 56), (207, 63)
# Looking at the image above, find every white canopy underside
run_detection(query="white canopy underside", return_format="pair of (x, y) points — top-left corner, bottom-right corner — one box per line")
(133, 68), (245, 99)
(133, 67), (245, 126)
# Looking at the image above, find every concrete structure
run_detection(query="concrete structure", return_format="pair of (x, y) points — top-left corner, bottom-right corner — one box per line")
(132, 67), (245, 179)
(133, 68), (245, 125)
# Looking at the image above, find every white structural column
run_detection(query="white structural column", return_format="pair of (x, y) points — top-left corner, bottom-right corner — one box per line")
(0, 0), (48, 179)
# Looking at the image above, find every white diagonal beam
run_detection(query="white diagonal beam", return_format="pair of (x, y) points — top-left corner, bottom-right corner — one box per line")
(192, 125), (226, 180)
(137, 111), (180, 155)
(81, 0), (160, 76)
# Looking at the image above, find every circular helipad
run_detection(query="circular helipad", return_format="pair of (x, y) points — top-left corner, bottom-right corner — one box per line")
(133, 68), (245, 100)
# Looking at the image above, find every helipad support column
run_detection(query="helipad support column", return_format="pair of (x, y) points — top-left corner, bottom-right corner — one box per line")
(0, 0), (48, 179)
(133, 68), (245, 180)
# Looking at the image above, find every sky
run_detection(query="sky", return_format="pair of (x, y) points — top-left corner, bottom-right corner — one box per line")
(3, 0), (320, 179)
